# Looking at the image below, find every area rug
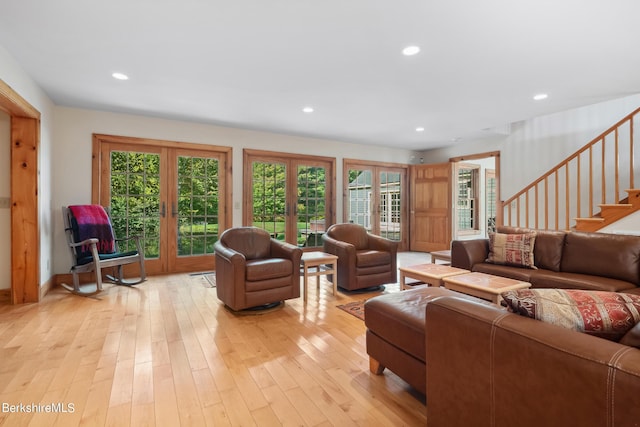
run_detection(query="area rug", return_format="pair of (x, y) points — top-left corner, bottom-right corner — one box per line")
(204, 272), (216, 288)
(189, 271), (216, 288)
(337, 300), (366, 321)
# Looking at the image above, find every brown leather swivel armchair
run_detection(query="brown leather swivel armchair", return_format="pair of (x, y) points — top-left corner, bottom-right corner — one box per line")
(214, 227), (302, 311)
(322, 223), (398, 291)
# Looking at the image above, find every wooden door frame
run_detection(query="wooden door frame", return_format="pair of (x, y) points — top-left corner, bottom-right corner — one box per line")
(0, 79), (41, 304)
(243, 149), (337, 246)
(343, 159), (409, 251)
(450, 151), (502, 229)
(93, 133), (233, 274)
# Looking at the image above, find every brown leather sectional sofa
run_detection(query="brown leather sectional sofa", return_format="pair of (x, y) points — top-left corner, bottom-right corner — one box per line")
(364, 287), (476, 394)
(365, 226), (640, 424)
(425, 295), (640, 427)
(451, 226), (640, 295)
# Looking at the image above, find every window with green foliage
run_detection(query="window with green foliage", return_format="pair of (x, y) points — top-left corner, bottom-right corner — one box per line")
(252, 161), (287, 239)
(177, 155), (220, 256)
(297, 166), (326, 246)
(245, 150), (334, 248)
(110, 151), (161, 258)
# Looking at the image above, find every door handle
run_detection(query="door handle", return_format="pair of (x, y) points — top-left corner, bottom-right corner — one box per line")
(161, 202), (166, 218)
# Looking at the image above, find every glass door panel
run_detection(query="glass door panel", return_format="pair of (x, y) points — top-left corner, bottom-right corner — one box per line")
(176, 155), (220, 256)
(103, 146), (166, 276)
(344, 162), (407, 249)
(99, 137), (229, 275)
(346, 168), (373, 230)
(251, 161), (288, 240)
(296, 165), (327, 247)
(110, 150), (162, 257)
(379, 171), (402, 241)
(244, 150), (335, 248)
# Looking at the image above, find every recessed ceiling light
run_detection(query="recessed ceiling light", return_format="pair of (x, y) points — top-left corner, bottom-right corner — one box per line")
(112, 72), (129, 80)
(533, 93), (548, 101)
(415, 127), (425, 132)
(302, 106), (314, 113)
(402, 46), (421, 56)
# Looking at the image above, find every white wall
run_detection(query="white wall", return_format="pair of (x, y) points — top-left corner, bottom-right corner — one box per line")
(599, 212), (640, 235)
(0, 43), (55, 288)
(0, 112), (9, 290)
(501, 95), (640, 199)
(52, 106), (417, 274)
(420, 94), (640, 202)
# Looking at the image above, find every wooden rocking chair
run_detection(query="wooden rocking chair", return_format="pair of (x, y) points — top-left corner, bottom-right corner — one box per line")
(62, 205), (146, 296)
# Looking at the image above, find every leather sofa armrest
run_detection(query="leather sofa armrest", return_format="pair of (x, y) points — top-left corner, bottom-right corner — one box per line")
(450, 239), (489, 270)
(270, 239), (303, 265)
(322, 234), (356, 257)
(213, 241), (246, 265)
(425, 296), (640, 427)
(322, 234), (357, 275)
(368, 234), (398, 254)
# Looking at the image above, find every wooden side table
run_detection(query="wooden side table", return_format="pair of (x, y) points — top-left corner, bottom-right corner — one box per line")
(430, 250), (452, 264)
(301, 251), (338, 301)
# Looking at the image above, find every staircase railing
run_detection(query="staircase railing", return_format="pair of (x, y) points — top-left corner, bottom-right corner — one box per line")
(502, 106), (640, 230)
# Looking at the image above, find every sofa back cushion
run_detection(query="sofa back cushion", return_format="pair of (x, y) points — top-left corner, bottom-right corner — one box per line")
(326, 223), (369, 250)
(220, 227), (271, 260)
(497, 226), (566, 271)
(561, 231), (640, 285)
(486, 232), (536, 268)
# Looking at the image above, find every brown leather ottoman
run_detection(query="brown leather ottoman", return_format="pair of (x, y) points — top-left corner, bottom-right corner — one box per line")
(364, 286), (472, 394)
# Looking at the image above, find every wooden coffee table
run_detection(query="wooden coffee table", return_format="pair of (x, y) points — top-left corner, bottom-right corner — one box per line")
(443, 272), (531, 304)
(399, 263), (469, 290)
(301, 251), (338, 301)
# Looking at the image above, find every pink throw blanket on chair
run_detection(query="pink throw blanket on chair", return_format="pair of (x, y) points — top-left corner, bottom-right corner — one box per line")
(69, 205), (116, 257)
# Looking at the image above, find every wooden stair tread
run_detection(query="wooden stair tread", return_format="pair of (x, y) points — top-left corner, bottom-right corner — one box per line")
(575, 191), (640, 232)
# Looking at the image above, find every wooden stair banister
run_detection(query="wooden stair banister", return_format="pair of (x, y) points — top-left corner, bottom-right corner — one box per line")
(503, 107), (640, 232)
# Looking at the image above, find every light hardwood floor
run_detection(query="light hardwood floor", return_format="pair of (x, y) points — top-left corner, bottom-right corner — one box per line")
(0, 252), (431, 426)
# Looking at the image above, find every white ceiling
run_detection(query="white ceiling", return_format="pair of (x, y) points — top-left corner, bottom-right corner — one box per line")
(1, 0), (639, 150)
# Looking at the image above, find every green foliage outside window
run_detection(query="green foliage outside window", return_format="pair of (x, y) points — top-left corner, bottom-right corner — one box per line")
(109, 151), (221, 258)
(110, 151), (161, 258)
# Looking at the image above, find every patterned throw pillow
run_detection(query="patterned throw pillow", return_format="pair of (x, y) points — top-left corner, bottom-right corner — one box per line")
(486, 232), (536, 269)
(501, 289), (640, 342)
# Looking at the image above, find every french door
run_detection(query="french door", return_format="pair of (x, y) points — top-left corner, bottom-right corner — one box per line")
(344, 160), (408, 250)
(243, 149), (335, 248)
(93, 134), (231, 274)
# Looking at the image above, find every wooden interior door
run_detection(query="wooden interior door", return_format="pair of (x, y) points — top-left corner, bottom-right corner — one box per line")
(410, 162), (452, 252)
